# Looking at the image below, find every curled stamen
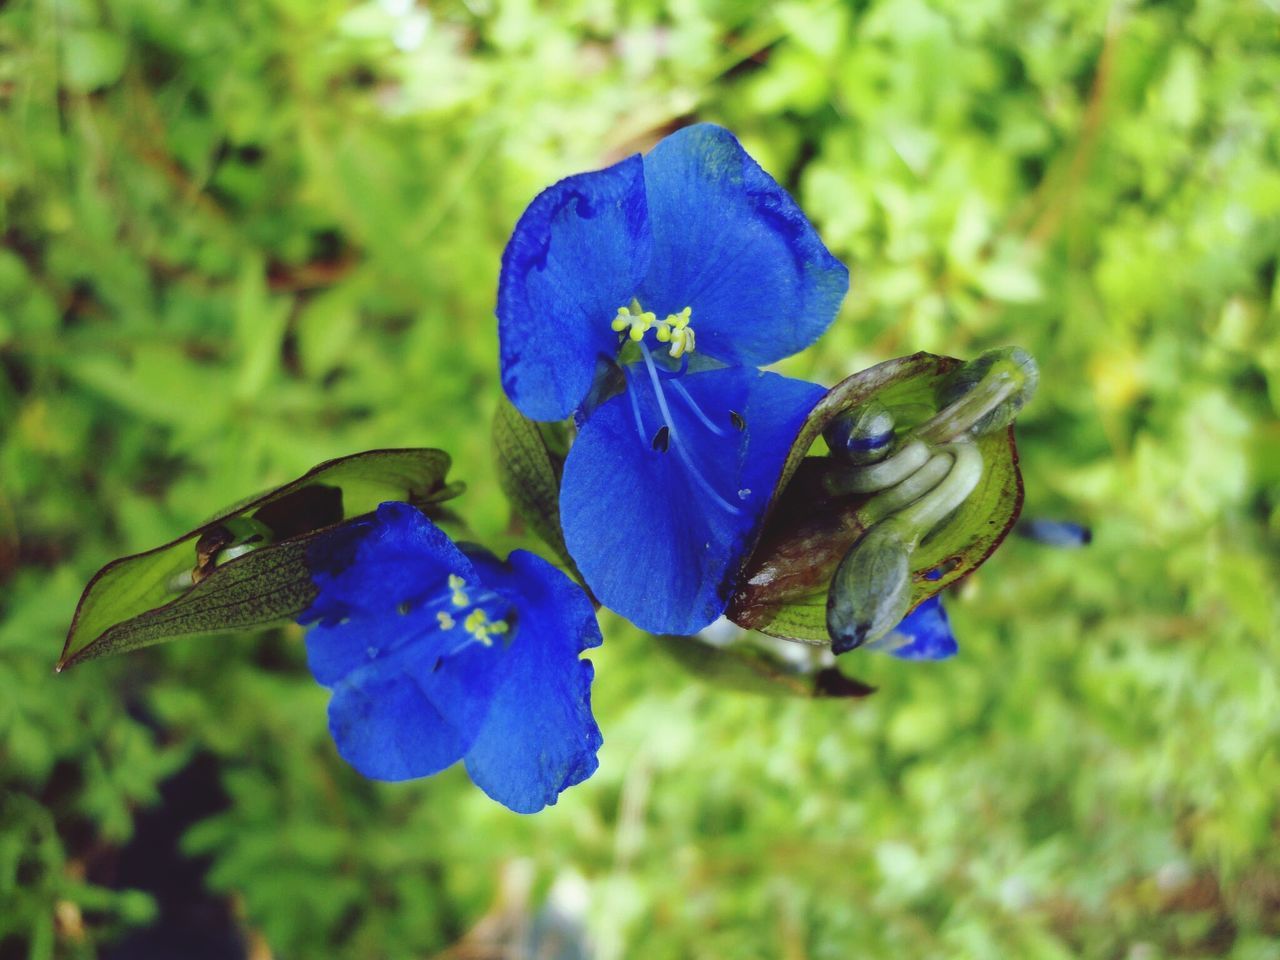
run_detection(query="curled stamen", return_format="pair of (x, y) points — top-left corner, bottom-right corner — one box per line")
(824, 440), (930, 497)
(891, 442), (983, 533)
(855, 451), (954, 528)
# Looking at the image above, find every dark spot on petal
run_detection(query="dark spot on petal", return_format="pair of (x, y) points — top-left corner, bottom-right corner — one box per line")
(652, 425), (670, 452)
(729, 410), (746, 431)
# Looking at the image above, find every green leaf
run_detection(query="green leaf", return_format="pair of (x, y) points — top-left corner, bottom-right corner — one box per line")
(728, 353), (1024, 643)
(492, 396), (579, 576)
(60, 536), (319, 669)
(60, 448), (460, 669)
(652, 634), (876, 699)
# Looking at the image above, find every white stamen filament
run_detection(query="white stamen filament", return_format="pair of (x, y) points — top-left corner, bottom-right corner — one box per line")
(637, 342), (742, 516)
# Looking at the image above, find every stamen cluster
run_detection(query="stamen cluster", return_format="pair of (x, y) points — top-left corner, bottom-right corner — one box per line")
(442, 574), (510, 645)
(612, 302), (697, 358)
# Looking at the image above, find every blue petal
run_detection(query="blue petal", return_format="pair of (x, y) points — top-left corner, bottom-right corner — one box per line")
(300, 503), (506, 780)
(326, 638), (504, 780)
(870, 596), (958, 661)
(301, 502), (478, 686)
(498, 155), (652, 421)
(637, 124), (848, 368)
(462, 549), (603, 814)
(559, 366), (824, 635)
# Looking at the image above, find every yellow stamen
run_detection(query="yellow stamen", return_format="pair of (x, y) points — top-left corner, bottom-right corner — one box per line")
(611, 302), (696, 358)
(668, 322), (695, 359)
(436, 611), (455, 630)
(447, 574), (470, 608)
(463, 608), (510, 645)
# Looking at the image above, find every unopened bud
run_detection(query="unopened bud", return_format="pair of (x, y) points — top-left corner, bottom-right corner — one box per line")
(825, 400), (896, 465)
(933, 346), (1039, 438)
(826, 524), (914, 654)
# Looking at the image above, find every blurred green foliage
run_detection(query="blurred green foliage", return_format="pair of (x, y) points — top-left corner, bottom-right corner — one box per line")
(2, 0), (1278, 957)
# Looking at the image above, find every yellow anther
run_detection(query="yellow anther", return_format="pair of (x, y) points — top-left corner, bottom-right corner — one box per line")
(463, 608), (510, 646)
(610, 302), (697, 358)
(613, 303), (657, 342)
(660, 306), (695, 358)
(447, 574), (470, 608)
(436, 611), (456, 630)
(668, 323), (695, 359)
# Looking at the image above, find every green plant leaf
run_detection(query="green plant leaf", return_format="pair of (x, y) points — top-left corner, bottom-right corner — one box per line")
(492, 396), (579, 576)
(728, 353), (1024, 643)
(60, 536), (320, 670)
(652, 634), (876, 699)
(59, 448), (460, 669)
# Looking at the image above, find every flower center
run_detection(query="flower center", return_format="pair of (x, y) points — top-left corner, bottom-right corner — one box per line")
(606, 301), (751, 516)
(440, 574), (511, 646)
(611, 300), (697, 359)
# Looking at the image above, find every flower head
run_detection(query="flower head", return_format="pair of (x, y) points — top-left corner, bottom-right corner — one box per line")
(299, 502), (603, 814)
(498, 124), (848, 635)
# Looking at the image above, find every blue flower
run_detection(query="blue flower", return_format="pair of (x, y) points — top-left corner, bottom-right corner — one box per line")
(867, 596), (958, 660)
(298, 502), (603, 814)
(498, 124), (848, 635)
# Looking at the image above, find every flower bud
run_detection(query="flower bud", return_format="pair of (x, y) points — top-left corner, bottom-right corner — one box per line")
(935, 347), (1039, 437)
(826, 523), (913, 654)
(824, 400), (896, 465)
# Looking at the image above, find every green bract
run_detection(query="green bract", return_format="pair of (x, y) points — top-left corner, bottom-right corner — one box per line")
(491, 396), (579, 579)
(60, 450), (460, 669)
(728, 353), (1025, 643)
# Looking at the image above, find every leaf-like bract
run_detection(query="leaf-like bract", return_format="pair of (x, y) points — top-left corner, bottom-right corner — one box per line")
(727, 353), (1024, 642)
(492, 396), (580, 578)
(60, 448), (459, 669)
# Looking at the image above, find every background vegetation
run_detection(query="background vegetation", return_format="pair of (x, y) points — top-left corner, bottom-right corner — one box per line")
(2, 0), (1278, 957)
